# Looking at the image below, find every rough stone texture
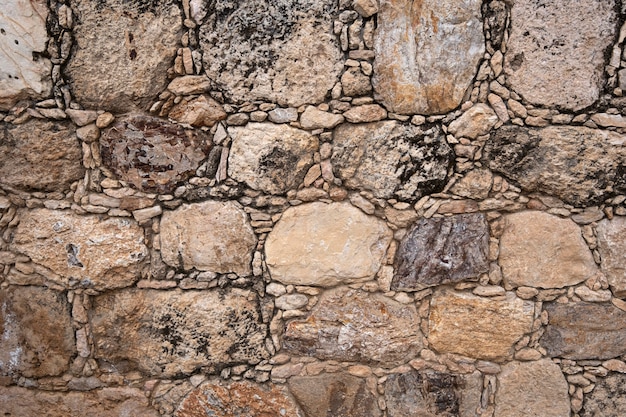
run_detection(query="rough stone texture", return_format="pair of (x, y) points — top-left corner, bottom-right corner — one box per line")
(499, 211), (598, 289)
(66, 0), (182, 112)
(495, 359), (570, 417)
(91, 289), (268, 376)
(199, 0), (343, 107)
(283, 287), (422, 365)
(168, 95), (227, 128)
(265, 202), (392, 287)
(581, 374), (626, 417)
(541, 302), (626, 360)
(373, 0), (484, 114)
(0, 286), (74, 378)
(12, 209), (148, 290)
(504, 0), (617, 111)
(0, 120), (84, 192)
(160, 201), (256, 276)
(448, 104), (498, 140)
(597, 217), (626, 297)
(485, 125), (626, 206)
(450, 169), (493, 199)
(0, 0), (51, 110)
(228, 123), (319, 195)
(392, 214), (489, 291)
(332, 121), (453, 201)
(289, 373), (381, 417)
(429, 290), (534, 361)
(100, 116), (209, 193)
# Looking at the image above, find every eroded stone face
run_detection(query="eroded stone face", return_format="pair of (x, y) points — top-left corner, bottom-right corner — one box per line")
(596, 217), (626, 297)
(581, 374), (626, 417)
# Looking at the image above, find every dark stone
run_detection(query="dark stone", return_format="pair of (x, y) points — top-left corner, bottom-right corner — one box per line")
(482, 1), (509, 50)
(391, 213), (489, 291)
(581, 374), (626, 417)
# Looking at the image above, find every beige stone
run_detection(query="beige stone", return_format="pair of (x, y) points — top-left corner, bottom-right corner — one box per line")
(300, 106), (344, 130)
(597, 217), (626, 296)
(166, 75), (212, 95)
(168, 95), (226, 127)
(343, 104), (388, 123)
(450, 169), (493, 199)
(448, 104), (498, 140)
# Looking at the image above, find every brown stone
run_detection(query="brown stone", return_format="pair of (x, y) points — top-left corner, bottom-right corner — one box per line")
(581, 374), (626, 417)
(597, 217), (626, 297)
(448, 104), (498, 140)
(168, 95), (227, 127)
(450, 169), (493, 199)
(341, 67), (372, 97)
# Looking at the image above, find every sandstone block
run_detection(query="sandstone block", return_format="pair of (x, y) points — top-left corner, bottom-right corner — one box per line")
(448, 104), (498, 140)
(168, 95), (227, 127)
(299, 106), (344, 130)
(581, 374), (626, 417)
(343, 104), (388, 123)
(450, 169), (493, 199)
(597, 217), (626, 296)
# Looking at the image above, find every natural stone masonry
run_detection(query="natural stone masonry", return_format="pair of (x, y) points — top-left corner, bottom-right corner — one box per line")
(582, 374), (626, 417)
(596, 217), (626, 296)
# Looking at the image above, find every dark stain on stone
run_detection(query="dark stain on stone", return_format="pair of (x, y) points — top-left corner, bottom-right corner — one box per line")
(385, 371), (463, 417)
(66, 243), (84, 268)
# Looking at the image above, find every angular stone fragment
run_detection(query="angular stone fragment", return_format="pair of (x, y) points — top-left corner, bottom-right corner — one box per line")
(284, 287), (422, 365)
(428, 290), (534, 362)
(265, 202), (392, 287)
(332, 121), (453, 201)
(450, 169), (493, 199)
(0, 120), (84, 192)
(12, 209), (148, 290)
(597, 217), (626, 297)
(495, 360), (570, 417)
(168, 95), (227, 127)
(160, 201), (256, 276)
(0, 286), (74, 378)
(299, 106), (344, 130)
(448, 104), (498, 140)
(92, 289), (268, 376)
(373, 0), (484, 114)
(199, 0), (342, 107)
(581, 374), (626, 417)
(540, 302), (626, 360)
(343, 104), (387, 123)
(504, 0), (617, 111)
(100, 116), (209, 193)
(392, 214), (489, 291)
(228, 123), (319, 194)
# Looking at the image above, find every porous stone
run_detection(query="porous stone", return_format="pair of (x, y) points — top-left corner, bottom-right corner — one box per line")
(299, 106), (344, 130)
(332, 121), (453, 201)
(373, 0), (484, 114)
(228, 123), (319, 195)
(597, 217), (626, 296)
(91, 289), (268, 376)
(341, 67), (372, 97)
(265, 202), (392, 287)
(450, 169), (493, 199)
(283, 287), (422, 365)
(12, 209), (148, 290)
(581, 373), (626, 417)
(447, 104), (498, 140)
(168, 95), (227, 127)
(160, 201), (256, 276)
(343, 104), (388, 123)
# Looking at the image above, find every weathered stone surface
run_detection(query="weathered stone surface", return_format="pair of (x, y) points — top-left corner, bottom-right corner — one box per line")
(504, 0), (617, 111)
(448, 104), (498, 140)
(332, 121), (453, 201)
(392, 214), (489, 291)
(343, 104), (387, 123)
(541, 302), (626, 360)
(450, 169), (493, 199)
(0, 386), (159, 417)
(373, 0), (484, 114)
(101, 116), (209, 193)
(66, 0), (182, 112)
(12, 209), (148, 290)
(289, 373), (381, 417)
(581, 373), (626, 417)
(597, 217), (626, 297)
(168, 95), (227, 127)
(265, 202), (392, 287)
(429, 290), (534, 361)
(199, 0), (342, 107)
(228, 123), (318, 195)
(385, 370), (482, 417)
(300, 106), (344, 130)
(160, 201), (256, 276)
(341, 67), (372, 97)
(495, 359), (570, 417)
(0, 0), (51, 110)
(0, 120), (84, 192)
(284, 287), (422, 365)
(0, 286), (74, 378)
(485, 125), (626, 206)
(499, 211), (598, 289)
(92, 289), (268, 376)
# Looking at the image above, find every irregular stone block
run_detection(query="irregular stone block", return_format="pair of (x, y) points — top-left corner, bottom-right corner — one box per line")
(0, 286), (74, 378)
(597, 217), (626, 297)
(283, 287), (422, 365)
(12, 209), (148, 290)
(499, 211), (598, 289)
(392, 213), (489, 291)
(581, 374), (626, 417)
(199, 0), (342, 107)
(168, 95), (227, 128)
(160, 201), (256, 276)
(91, 289), (269, 376)
(332, 122), (453, 201)
(265, 202), (392, 287)
(373, 0), (484, 114)
(428, 290), (534, 362)
(447, 104), (498, 140)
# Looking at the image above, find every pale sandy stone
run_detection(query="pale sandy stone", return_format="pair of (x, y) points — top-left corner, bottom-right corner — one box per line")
(168, 95), (227, 127)
(448, 104), (498, 140)
(450, 169), (493, 200)
(343, 104), (388, 123)
(300, 106), (344, 130)
(597, 217), (626, 296)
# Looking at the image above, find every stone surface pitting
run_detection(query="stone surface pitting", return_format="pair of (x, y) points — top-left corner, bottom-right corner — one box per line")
(596, 217), (626, 297)
(581, 373), (626, 417)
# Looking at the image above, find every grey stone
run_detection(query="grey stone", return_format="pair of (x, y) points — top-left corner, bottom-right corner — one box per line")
(581, 374), (626, 417)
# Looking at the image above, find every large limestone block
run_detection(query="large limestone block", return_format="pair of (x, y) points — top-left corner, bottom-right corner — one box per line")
(199, 0), (343, 107)
(91, 289), (269, 376)
(499, 211), (598, 289)
(504, 0), (617, 111)
(12, 209), (148, 290)
(581, 374), (626, 417)
(228, 123), (319, 195)
(265, 202), (392, 287)
(373, 0), (484, 114)
(428, 290), (534, 362)
(597, 217), (626, 296)
(332, 122), (452, 201)
(494, 359), (570, 417)
(160, 201), (256, 276)
(284, 287), (422, 365)
(0, 286), (74, 378)
(66, 0), (182, 112)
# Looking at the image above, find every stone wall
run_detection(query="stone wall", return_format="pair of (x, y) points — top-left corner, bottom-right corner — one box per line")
(1, 0), (625, 416)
